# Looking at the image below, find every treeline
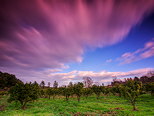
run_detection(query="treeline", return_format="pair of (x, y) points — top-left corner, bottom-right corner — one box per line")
(0, 71), (154, 110)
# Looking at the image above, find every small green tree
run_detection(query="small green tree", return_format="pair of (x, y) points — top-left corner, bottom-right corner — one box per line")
(40, 89), (45, 98)
(120, 79), (143, 111)
(82, 88), (93, 99)
(73, 82), (83, 102)
(8, 82), (40, 109)
(46, 88), (58, 99)
(59, 86), (73, 101)
(110, 84), (122, 97)
(92, 85), (102, 99)
(46, 88), (54, 99)
(103, 87), (110, 96)
(145, 82), (154, 96)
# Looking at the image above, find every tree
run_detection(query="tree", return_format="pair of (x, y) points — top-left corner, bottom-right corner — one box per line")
(8, 82), (40, 109)
(83, 77), (93, 88)
(110, 84), (122, 97)
(40, 89), (45, 98)
(46, 87), (58, 99)
(0, 71), (23, 89)
(59, 86), (73, 101)
(48, 82), (51, 87)
(100, 85), (106, 95)
(68, 82), (73, 87)
(82, 88), (93, 99)
(40, 81), (45, 88)
(120, 79), (143, 111)
(53, 81), (58, 88)
(73, 82), (84, 102)
(92, 85), (102, 99)
(46, 88), (54, 99)
(145, 82), (154, 96)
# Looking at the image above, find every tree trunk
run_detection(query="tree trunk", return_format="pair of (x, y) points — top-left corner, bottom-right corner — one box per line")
(77, 96), (80, 102)
(21, 102), (27, 110)
(66, 96), (68, 101)
(132, 102), (137, 111)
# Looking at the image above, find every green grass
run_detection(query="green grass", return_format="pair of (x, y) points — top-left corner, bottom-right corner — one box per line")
(0, 94), (154, 116)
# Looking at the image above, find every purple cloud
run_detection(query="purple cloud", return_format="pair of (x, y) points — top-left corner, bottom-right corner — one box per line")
(0, 0), (154, 83)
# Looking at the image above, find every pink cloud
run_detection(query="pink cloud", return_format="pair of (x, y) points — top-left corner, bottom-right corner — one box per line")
(0, 0), (154, 83)
(118, 39), (154, 64)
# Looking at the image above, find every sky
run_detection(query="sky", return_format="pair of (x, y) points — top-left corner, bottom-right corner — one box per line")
(0, 0), (154, 86)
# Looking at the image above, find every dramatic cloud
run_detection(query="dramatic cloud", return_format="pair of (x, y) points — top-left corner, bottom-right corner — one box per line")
(118, 39), (154, 64)
(0, 0), (154, 71)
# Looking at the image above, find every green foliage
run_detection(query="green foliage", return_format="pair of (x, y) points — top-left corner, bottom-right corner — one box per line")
(46, 88), (58, 99)
(73, 82), (84, 102)
(46, 88), (57, 99)
(46, 88), (53, 99)
(120, 79), (143, 110)
(82, 88), (93, 99)
(8, 82), (40, 109)
(0, 71), (23, 89)
(103, 87), (110, 95)
(91, 85), (102, 99)
(110, 84), (123, 97)
(59, 86), (73, 101)
(145, 82), (154, 96)
(40, 89), (45, 98)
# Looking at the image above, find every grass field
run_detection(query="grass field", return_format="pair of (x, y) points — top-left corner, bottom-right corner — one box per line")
(0, 94), (154, 116)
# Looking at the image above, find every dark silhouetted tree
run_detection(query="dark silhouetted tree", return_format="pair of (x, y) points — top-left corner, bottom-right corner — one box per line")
(0, 71), (23, 89)
(48, 82), (50, 87)
(53, 81), (58, 88)
(40, 80), (45, 88)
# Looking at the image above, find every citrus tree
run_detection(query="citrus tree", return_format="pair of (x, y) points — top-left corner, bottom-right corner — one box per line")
(8, 82), (40, 109)
(120, 79), (143, 110)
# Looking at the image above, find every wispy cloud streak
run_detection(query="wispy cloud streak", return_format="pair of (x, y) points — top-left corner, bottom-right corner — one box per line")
(118, 39), (154, 64)
(0, 0), (154, 70)
(0, 0), (154, 82)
